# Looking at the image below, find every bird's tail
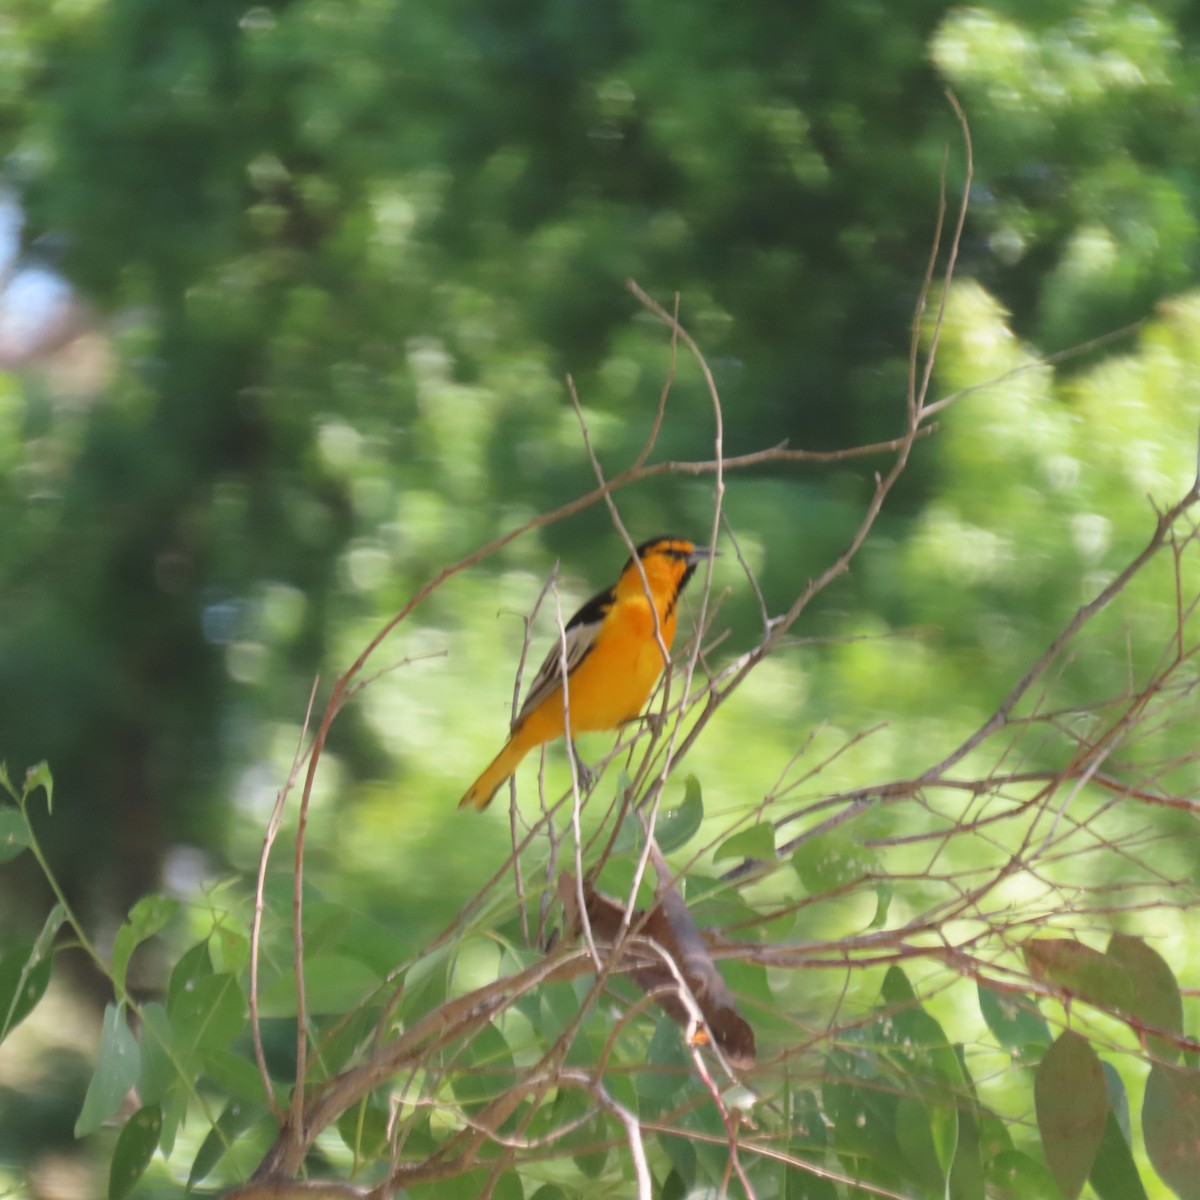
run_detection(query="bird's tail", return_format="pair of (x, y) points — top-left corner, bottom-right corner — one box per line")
(459, 728), (536, 810)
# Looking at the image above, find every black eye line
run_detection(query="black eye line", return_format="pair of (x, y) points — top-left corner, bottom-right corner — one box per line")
(636, 539), (695, 562)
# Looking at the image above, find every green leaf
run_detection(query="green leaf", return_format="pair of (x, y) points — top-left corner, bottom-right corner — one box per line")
(211, 924), (250, 977)
(986, 1149), (1061, 1200)
(682, 873), (763, 930)
(22, 761), (53, 813)
(655, 774), (704, 852)
(593, 855), (655, 911)
(304, 906), (352, 959)
(868, 879), (893, 930)
(159, 1086), (188, 1160)
(302, 902), (409, 977)
(1102, 1061), (1131, 1145)
(889, 1035), (959, 1183)
(931, 1099), (959, 1182)
(187, 1100), (265, 1189)
(108, 1104), (161, 1200)
(0, 808), (30, 862)
(635, 1015), (691, 1101)
(782, 1160), (838, 1200)
(681, 1099), (742, 1184)
(601, 1059), (639, 1119)
(793, 831), (869, 895)
(338, 1098), (390, 1164)
(538, 980), (583, 1044)
(167, 941), (213, 1014)
(823, 1048), (903, 1190)
(880, 964), (917, 1006)
(895, 1094), (948, 1194)
(789, 1087), (829, 1153)
(717, 956), (773, 1013)
(0, 902), (64, 1043)
(977, 1110), (1015, 1164)
(548, 1063), (604, 1165)
(977, 984), (1051, 1061)
(112, 895), (180, 998)
(76, 1004), (141, 1137)
(398, 943), (451, 1024)
(1090, 1109), (1148, 1200)
(793, 831), (889, 928)
(136, 1003), (177, 1108)
(1143, 1062), (1200, 1200)
(28, 901), (65, 967)
(449, 1021), (515, 1114)
(657, 1131), (696, 1189)
(529, 1187), (569, 1200)
(878, 967), (965, 1092)
(408, 1169), (523, 1200)
(713, 821), (776, 863)
(1034, 1031), (1107, 1200)
(200, 1047), (271, 1107)
(660, 1170), (688, 1200)
(949, 1096), (987, 1200)
(1023, 938), (1134, 1016)
(612, 775), (704, 858)
(0, 763), (13, 800)
(338, 915), (408, 978)
(573, 1112), (608, 1179)
(168, 973), (247, 1057)
(258, 954), (382, 1018)
(311, 1004), (384, 1081)
(1106, 933), (1184, 1064)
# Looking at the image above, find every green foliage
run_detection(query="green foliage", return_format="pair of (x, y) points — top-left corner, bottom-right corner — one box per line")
(107, 1104), (161, 1200)
(792, 832), (892, 932)
(614, 772), (705, 857)
(74, 1004), (140, 1139)
(4, 0), (1200, 1195)
(1035, 1032), (1107, 1200)
(1143, 1064), (1200, 1199)
(1092, 1105), (1149, 1200)
(5, 728), (1200, 1197)
(1108, 932), (1185, 1065)
(111, 896), (181, 999)
(713, 820), (776, 864)
(0, 0), (1188, 958)
(977, 984), (1051, 1064)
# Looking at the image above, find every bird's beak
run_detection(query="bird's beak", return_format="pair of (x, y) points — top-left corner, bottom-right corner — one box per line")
(688, 546), (718, 565)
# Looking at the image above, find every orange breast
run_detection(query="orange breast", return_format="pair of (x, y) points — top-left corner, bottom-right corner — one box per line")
(563, 593), (677, 733)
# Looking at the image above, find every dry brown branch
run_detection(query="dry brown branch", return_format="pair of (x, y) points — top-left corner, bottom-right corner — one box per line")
(251, 674), (320, 1128)
(267, 298), (931, 1160)
(227, 94), (1200, 1200)
(233, 91), (982, 1195)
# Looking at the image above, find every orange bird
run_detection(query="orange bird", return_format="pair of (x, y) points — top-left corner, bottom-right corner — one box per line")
(460, 536), (712, 810)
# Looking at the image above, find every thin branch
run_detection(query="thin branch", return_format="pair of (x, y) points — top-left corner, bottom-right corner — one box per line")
(251, 675), (318, 1127)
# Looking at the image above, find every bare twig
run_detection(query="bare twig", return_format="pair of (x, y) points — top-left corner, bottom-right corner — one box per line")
(252, 674), (319, 1127)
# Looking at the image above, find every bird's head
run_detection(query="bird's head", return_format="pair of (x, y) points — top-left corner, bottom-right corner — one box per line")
(619, 536), (715, 597)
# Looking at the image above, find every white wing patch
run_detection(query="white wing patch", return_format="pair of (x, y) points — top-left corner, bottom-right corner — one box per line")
(514, 614), (603, 729)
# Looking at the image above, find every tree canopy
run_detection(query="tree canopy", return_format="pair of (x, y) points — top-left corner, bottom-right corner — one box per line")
(2, 0), (1200, 1197)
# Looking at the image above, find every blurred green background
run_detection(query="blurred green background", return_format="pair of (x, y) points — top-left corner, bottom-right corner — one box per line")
(2, 0), (1200, 1194)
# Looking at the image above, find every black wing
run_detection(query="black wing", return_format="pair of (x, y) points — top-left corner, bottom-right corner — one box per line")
(513, 584), (614, 728)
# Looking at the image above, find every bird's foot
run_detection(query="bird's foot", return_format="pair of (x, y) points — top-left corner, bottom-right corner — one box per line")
(569, 742), (595, 793)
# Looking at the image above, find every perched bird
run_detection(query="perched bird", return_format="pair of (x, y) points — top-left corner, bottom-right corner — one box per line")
(460, 536), (713, 810)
